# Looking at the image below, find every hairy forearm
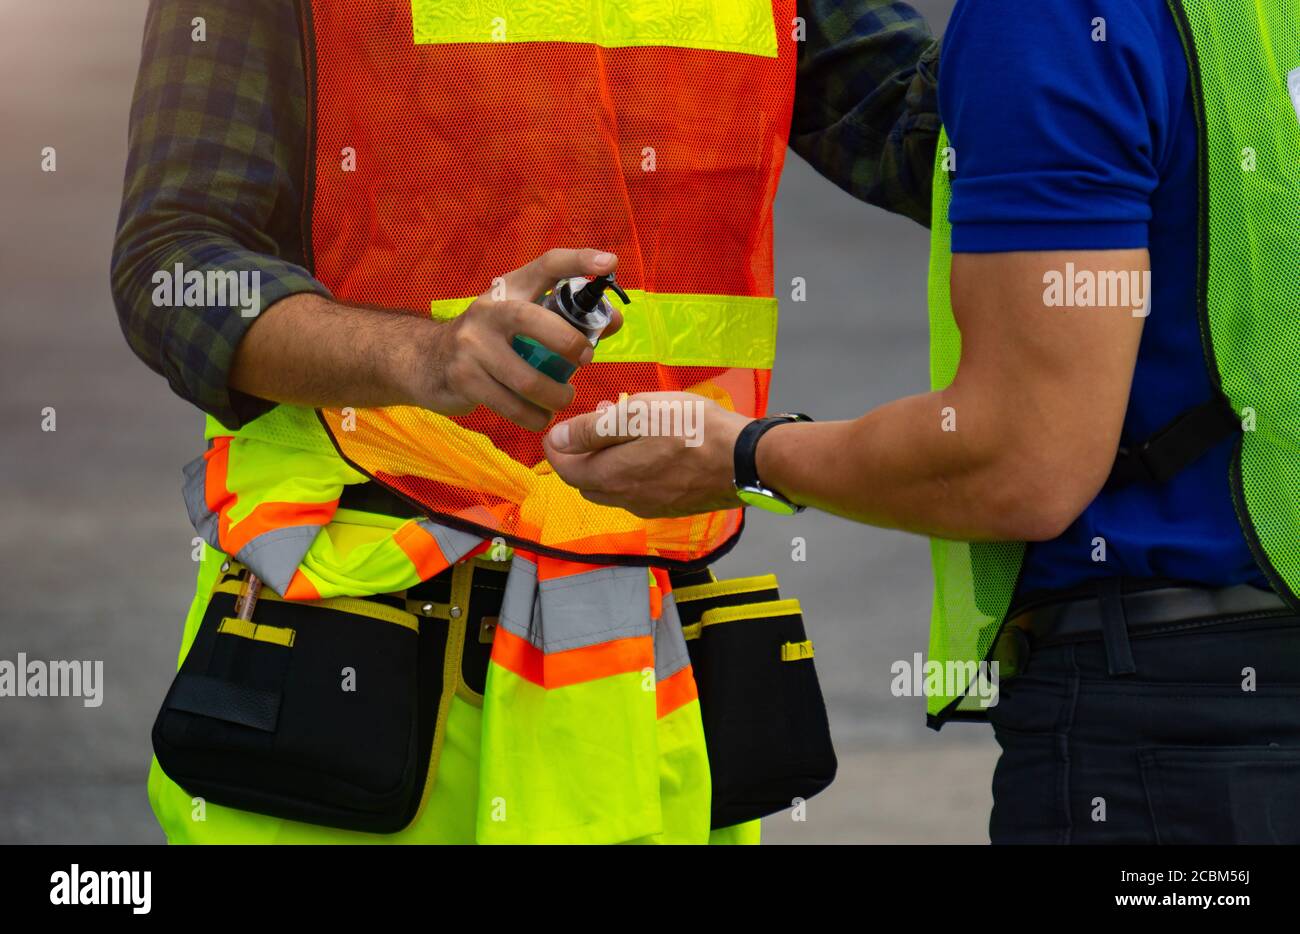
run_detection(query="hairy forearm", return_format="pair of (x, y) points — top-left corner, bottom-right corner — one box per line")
(229, 293), (434, 408)
(227, 248), (614, 429)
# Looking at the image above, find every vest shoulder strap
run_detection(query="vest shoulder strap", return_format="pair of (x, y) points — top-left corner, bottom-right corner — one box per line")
(1105, 394), (1241, 490)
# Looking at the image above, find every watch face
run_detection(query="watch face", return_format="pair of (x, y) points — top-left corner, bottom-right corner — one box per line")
(736, 486), (799, 516)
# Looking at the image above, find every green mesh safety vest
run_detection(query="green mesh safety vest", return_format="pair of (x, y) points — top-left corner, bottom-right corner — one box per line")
(924, 0), (1300, 727)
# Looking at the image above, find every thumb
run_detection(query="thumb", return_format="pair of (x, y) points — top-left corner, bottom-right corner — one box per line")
(495, 248), (618, 302)
(546, 405), (633, 455)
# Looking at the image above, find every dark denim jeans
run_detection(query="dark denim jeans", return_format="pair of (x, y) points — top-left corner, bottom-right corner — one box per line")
(989, 614), (1300, 844)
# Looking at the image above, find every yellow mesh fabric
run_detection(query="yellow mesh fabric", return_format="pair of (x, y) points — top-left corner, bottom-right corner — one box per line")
(924, 128), (1027, 722)
(1173, 0), (1300, 605)
(924, 2), (1300, 725)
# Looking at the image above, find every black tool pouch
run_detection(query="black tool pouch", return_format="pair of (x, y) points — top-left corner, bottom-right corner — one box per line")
(674, 573), (837, 829)
(152, 567), (445, 834)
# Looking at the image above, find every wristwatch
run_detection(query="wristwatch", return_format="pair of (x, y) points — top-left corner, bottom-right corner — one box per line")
(733, 413), (814, 515)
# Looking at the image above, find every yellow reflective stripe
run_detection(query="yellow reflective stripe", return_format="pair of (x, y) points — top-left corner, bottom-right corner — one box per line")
(217, 617), (296, 648)
(430, 291), (778, 369)
(410, 0), (777, 58)
(673, 573), (779, 604)
(780, 639), (814, 661)
(699, 597), (802, 626)
(427, 297), (474, 319)
(211, 579), (420, 632)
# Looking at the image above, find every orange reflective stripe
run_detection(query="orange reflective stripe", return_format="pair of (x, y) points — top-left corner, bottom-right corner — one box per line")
(649, 567), (673, 621)
(282, 570), (321, 601)
(534, 553), (625, 582)
(491, 627), (654, 689)
(534, 557), (604, 581)
(221, 500), (337, 557)
(202, 439), (235, 548)
(394, 521), (452, 580)
(655, 664), (698, 719)
(204, 439), (337, 557)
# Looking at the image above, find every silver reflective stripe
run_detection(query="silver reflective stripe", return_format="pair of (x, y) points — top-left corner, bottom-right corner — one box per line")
(499, 555), (539, 644)
(500, 559), (653, 653)
(235, 525), (322, 596)
(654, 593), (690, 682)
(182, 454), (221, 551)
(416, 519), (483, 565)
(183, 450), (318, 594)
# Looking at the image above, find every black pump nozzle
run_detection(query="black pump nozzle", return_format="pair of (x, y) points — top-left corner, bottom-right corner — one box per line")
(574, 273), (631, 313)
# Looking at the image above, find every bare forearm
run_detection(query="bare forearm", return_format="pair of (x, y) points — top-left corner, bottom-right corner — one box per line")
(229, 293), (433, 408)
(755, 251), (1148, 542)
(227, 249), (619, 430)
(754, 372), (1107, 546)
(754, 390), (1034, 546)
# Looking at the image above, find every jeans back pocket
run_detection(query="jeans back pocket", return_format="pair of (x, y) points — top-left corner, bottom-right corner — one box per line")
(1141, 745), (1300, 844)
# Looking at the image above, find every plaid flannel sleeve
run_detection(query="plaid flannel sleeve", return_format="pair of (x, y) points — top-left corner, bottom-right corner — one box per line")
(110, 0), (328, 430)
(792, 0), (941, 226)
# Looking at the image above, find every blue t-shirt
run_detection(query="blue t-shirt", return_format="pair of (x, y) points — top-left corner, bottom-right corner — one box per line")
(939, 0), (1268, 596)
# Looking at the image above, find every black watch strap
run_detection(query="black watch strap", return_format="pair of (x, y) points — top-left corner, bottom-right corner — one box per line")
(734, 414), (811, 491)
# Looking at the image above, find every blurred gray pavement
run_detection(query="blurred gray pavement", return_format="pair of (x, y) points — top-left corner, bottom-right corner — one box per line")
(0, 0), (994, 845)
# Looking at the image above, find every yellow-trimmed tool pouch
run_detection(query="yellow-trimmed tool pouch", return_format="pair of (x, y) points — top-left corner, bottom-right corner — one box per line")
(152, 563), (467, 834)
(673, 574), (837, 828)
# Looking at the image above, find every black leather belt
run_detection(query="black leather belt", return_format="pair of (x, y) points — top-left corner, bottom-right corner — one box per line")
(993, 584), (1293, 680)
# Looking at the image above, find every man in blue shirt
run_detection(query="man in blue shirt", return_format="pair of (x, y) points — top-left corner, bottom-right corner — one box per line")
(941, 1), (1266, 600)
(546, 0), (1300, 843)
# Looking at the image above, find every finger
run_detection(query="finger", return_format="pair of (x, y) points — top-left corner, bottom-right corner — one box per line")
(489, 342), (576, 413)
(546, 447), (605, 492)
(498, 248), (619, 302)
(469, 369), (555, 432)
(601, 305), (624, 339)
(546, 408), (637, 456)
(502, 300), (594, 366)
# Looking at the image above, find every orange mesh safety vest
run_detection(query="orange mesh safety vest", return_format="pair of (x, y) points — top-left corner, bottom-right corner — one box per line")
(305, 0), (797, 567)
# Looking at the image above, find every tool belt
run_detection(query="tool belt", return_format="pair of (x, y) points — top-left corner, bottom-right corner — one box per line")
(152, 558), (835, 835)
(671, 570), (837, 828)
(992, 581), (1292, 681)
(151, 560), (496, 833)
